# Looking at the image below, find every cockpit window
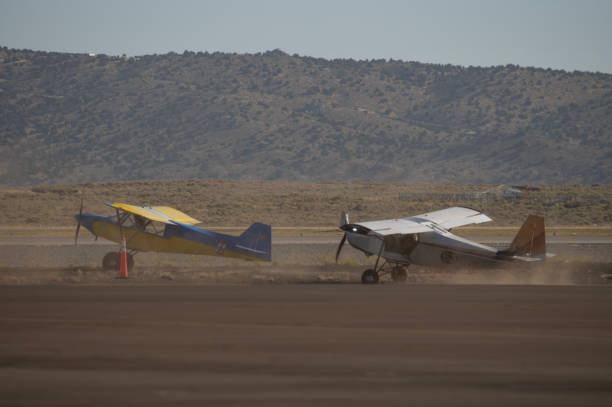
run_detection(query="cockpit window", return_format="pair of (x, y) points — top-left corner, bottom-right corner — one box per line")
(384, 234), (419, 255)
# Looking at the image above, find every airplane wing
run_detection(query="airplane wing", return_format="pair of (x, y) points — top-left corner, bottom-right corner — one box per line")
(106, 203), (201, 225)
(352, 219), (432, 236)
(149, 206), (200, 225)
(409, 207), (492, 229)
(351, 207), (491, 237)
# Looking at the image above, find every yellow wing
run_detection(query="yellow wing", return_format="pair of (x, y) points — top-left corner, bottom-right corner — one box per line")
(107, 203), (200, 225)
(150, 206), (200, 225)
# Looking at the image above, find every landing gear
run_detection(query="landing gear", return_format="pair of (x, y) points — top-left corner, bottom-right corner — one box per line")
(102, 252), (119, 270)
(361, 239), (385, 284)
(102, 251), (134, 271)
(361, 269), (379, 284)
(360, 239), (411, 284)
(391, 266), (408, 282)
(361, 263), (410, 284)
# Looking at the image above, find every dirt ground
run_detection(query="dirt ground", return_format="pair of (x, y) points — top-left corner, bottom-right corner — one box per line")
(1, 284), (611, 406)
(0, 239), (611, 405)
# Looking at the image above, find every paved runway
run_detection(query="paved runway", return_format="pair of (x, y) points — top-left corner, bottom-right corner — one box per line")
(1, 284), (611, 406)
(1, 235), (612, 245)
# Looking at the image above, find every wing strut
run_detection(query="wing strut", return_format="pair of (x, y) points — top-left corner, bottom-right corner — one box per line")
(114, 209), (144, 253)
(373, 238), (386, 273)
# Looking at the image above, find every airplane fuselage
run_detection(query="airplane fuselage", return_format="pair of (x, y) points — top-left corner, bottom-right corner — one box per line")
(346, 229), (501, 267)
(77, 213), (270, 261)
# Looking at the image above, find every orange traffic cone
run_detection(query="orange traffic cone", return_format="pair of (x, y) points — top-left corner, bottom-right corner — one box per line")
(119, 235), (128, 279)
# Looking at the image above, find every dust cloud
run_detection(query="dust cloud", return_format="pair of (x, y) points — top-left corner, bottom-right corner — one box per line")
(0, 241), (610, 285)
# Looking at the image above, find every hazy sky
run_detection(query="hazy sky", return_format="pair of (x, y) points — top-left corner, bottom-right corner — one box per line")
(1, 0), (611, 73)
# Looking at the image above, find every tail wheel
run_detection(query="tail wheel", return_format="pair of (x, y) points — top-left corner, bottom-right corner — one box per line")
(391, 267), (408, 282)
(361, 269), (379, 284)
(102, 252), (135, 271)
(440, 251), (457, 264)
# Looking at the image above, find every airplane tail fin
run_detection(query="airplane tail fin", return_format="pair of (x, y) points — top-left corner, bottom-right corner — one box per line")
(237, 222), (272, 261)
(505, 215), (547, 257)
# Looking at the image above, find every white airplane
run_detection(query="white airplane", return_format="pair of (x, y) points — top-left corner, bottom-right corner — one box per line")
(335, 207), (552, 284)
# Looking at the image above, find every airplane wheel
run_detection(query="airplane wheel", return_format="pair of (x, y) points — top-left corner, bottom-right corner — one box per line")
(102, 252), (120, 270)
(361, 269), (379, 284)
(391, 267), (408, 283)
(102, 252), (135, 271)
(126, 253), (135, 272)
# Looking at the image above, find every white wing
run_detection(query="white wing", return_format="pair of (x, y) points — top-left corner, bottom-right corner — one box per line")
(353, 207), (491, 237)
(409, 207), (491, 229)
(355, 218), (432, 236)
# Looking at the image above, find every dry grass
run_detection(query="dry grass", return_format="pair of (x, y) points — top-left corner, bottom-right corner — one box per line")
(0, 180), (610, 236)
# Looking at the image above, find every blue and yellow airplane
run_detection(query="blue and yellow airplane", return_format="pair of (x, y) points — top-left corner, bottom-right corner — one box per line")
(74, 202), (271, 270)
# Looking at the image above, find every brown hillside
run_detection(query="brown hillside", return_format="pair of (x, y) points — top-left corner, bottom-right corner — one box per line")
(1, 47), (611, 185)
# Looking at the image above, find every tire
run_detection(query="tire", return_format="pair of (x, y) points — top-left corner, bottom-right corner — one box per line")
(361, 269), (379, 284)
(102, 252), (135, 271)
(126, 253), (135, 272)
(102, 252), (120, 270)
(440, 251), (457, 264)
(391, 267), (408, 282)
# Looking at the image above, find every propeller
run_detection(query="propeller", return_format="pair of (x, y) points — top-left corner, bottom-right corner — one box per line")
(335, 233), (347, 263)
(74, 197), (83, 245)
(335, 211), (351, 263)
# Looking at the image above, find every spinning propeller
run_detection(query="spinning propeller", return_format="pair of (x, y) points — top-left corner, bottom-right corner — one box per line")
(74, 197), (83, 245)
(335, 211), (351, 263)
(335, 232), (347, 263)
